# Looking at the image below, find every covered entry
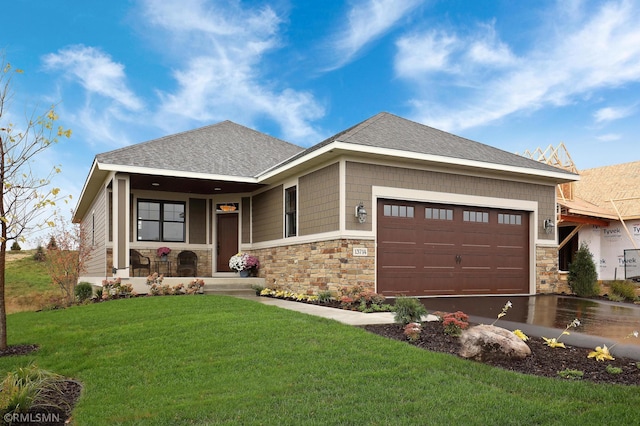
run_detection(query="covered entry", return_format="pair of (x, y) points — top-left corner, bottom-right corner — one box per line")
(377, 199), (530, 296)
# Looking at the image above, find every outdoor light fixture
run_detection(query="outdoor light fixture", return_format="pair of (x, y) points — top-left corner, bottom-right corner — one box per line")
(355, 202), (367, 224)
(544, 218), (555, 234)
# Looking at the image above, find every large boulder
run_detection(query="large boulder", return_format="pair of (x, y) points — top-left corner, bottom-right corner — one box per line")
(459, 324), (531, 361)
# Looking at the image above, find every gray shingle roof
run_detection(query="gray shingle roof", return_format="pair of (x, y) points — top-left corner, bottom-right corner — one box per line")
(283, 112), (573, 175)
(96, 120), (304, 178)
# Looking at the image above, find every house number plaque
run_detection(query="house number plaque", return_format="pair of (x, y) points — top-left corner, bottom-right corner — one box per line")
(353, 247), (368, 257)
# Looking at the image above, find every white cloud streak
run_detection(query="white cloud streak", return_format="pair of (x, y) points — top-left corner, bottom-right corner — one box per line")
(42, 46), (143, 111)
(141, 0), (324, 143)
(325, 0), (424, 71)
(594, 105), (635, 123)
(395, 0), (640, 132)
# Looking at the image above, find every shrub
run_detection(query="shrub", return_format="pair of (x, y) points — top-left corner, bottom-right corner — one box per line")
(568, 242), (599, 297)
(606, 365), (622, 375)
(317, 290), (333, 303)
(32, 245), (46, 262)
(10, 241), (21, 251)
(403, 322), (422, 342)
(393, 296), (427, 325)
(338, 285), (390, 313)
(610, 280), (637, 301)
(74, 282), (93, 302)
(442, 311), (469, 336)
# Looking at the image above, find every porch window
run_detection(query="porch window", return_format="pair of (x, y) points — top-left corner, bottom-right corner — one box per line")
(285, 186), (297, 237)
(137, 200), (185, 242)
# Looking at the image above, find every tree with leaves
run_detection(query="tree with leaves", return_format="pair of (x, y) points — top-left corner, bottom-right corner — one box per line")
(0, 57), (72, 350)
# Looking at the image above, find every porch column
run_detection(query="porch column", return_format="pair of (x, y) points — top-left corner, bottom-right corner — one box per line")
(112, 173), (131, 278)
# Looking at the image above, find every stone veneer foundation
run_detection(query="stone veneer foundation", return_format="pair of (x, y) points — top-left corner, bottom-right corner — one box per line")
(252, 239), (376, 295)
(535, 246), (566, 294)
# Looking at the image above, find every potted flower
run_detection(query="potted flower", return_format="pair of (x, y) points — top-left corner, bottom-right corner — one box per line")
(229, 252), (260, 277)
(157, 247), (171, 261)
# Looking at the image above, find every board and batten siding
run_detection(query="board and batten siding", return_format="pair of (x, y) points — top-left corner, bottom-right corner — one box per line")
(252, 185), (284, 243)
(82, 185), (108, 276)
(344, 161), (556, 238)
(298, 163), (340, 236)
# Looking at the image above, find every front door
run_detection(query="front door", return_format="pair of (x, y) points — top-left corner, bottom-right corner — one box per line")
(217, 213), (239, 272)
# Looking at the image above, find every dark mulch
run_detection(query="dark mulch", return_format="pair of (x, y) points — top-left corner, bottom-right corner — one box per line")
(362, 321), (640, 386)
(0, 344), (39, 357)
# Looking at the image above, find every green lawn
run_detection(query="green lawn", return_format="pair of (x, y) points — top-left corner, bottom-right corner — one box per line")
(2, 295), (640, 425)
(4, 251), (59, 313)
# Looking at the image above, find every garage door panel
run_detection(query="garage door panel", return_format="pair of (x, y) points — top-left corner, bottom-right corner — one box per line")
(378, 199), (530, 296)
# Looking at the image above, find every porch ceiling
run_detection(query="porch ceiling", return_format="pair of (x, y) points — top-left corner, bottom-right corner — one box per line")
(130, 174), (265, 194)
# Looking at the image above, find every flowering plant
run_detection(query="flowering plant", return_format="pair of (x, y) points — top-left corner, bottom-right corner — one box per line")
(588, 330), (638, 362)
(491, 301), (512, 326)
(228, 252), (260, 272)
(442, 311), (469, 336)
(157, 247), (171, 257)
(543, 318), (581, 348)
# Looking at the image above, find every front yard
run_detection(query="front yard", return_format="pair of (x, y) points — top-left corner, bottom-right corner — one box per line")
(2, 296), (640, 424)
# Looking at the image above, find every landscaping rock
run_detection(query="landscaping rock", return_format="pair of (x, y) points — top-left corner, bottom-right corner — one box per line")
(459, 324), (531, 361)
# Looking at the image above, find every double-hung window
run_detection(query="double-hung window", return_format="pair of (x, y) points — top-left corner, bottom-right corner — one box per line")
(285, 186), (297, 237)
(137, 200), (185, 242)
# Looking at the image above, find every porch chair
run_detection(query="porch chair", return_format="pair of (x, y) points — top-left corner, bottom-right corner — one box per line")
(130, 249), (151, 277)
(176, 250), (198, 277)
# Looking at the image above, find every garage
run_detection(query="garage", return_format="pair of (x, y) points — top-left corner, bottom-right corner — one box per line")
(377, 199), (530, 296)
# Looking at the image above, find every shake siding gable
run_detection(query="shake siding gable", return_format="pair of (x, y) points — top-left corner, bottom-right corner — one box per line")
(345, 161), (556, 239)
(253, 185), (284, 242)
(299, 163), (340, 236)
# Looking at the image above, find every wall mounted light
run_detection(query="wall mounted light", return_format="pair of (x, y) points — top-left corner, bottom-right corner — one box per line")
(544, 218), (555, 234)
(355, 202), (367, 224)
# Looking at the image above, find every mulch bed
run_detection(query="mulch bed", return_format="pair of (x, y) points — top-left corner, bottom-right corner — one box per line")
(362, 321), (640, 386)
(0, 345), (82, 425)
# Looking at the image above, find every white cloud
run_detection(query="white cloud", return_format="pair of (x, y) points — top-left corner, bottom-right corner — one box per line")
(42, 45), (143, 111)
(396, 1), (640, 132)
(596, 133), (622, 142)
(395, 31), (459, 78)
(594, 105), (635, 123)
(140, 0), (325, 143)
(325, 0), (424, 71)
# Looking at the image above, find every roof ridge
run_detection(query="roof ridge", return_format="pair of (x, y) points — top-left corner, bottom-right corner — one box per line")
(335, 112), (390, 142)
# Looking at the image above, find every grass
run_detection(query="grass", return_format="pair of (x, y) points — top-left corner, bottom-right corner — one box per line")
(4, 250), (60, 313)
(2, 296), (640, 425)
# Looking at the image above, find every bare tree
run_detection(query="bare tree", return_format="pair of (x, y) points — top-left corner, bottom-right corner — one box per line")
(45, 216), (94, 304)
(0, 57), (72, 349)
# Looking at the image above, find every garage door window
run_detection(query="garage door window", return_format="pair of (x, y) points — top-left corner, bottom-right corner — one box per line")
(463, 210), (489, 223)
(383, 204), (414, 218)
(426, 207), (453, 220)
(498, 213), (522, 225)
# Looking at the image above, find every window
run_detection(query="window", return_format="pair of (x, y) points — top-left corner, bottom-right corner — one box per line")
(426, 207), (453, 220)
(498, 213), (522, 225)
(383, 204), (414, 218)
(137, 200), (185, 242)
(285, 187), (297, 237)
(463, 210), (489, 223)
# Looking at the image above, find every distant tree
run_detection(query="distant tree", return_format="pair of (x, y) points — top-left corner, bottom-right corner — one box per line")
(0, 57), (72, 350)
(47, 235), (58, 250)
(10, 241), (20, 251)
(568, 242), (600, 297)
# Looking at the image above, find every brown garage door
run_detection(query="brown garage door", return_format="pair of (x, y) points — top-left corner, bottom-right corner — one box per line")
(377, 199), (529, 296)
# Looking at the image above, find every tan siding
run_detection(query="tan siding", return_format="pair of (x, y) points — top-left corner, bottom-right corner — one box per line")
(345, 161), (556, 239)
(253, 185), (283, 242)
(189, 198), (207, 244)
(299, 163), (340, 235)
(241, 197), (251, 243)
(82, 185), (108, 276)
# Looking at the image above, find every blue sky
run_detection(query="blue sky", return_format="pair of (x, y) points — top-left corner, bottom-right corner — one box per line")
(3, 0), (640, 244)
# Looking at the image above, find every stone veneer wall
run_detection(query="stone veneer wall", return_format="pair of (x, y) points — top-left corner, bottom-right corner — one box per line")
(536, 246), (568, 294)
(252, 239), (375, 294)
